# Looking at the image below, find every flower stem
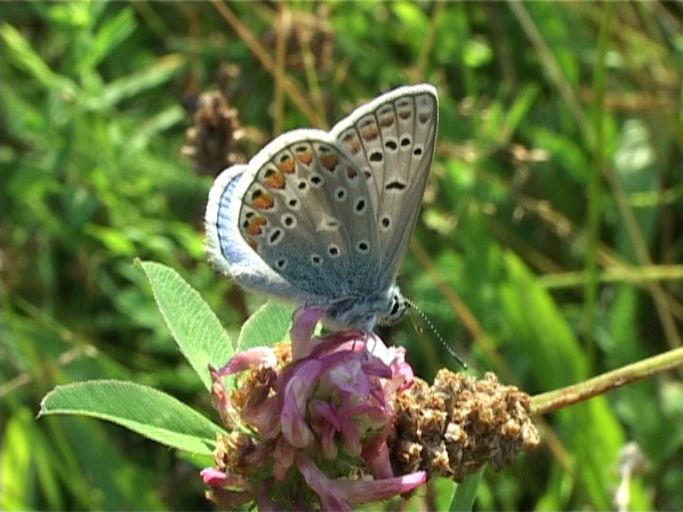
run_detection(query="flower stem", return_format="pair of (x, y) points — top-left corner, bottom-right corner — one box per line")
(530, 346), (683, 416)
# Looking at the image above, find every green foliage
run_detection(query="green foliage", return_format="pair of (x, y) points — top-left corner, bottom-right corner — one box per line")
(139, 260), (235, 390)
(3, 1), (682, 510)
(40, 380), (224, 456)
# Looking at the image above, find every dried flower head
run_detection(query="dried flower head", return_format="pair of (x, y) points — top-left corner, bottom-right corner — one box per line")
(262, 8), (335, 74)
(391, 370), (540, 481)
(182, 90), (244, 176)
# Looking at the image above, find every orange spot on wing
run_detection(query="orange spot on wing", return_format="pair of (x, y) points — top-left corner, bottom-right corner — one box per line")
(361, 126), (379, 141)
(278, 155), (295, 174)
(398, 109), (412, 120)
(319, 153), (339, 172)
(245, 216), (267, 236)
(379, 116), (395, 127)
(296, 151), (313, 165)
(264, 169), (286, 189)
(252, 190), (275, 210)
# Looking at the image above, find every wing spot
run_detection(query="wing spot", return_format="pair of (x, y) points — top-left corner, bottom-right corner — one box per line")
(245, 216), (267, 236)
(354, 198), (367, 213)
(400, 137), (412, 147)
(264, 167), (286, 189)
(309, 174), (323, 188)
(413, 146), (423, 157)
(251, 189), (275, 210)
(363, 170), (372, 180)
(381, 216), (391, 229)
(294, 146), (313, 165)
(319, 153), (339, 171)
(268, 228), (284, 245)
(369, 151), (383, 162)
(311, 254), (323, 266)
(298, 180), (308, 191)
(385, 139), (398, 151)
(335, 187), (347, 201)
(346, 165), (359, 179)
(278, 154), (295, 173)
(288, 198), (300, 209)
(328, 244), (340, 258)
(418, 113), (430, 124)
(380, 116), (395, 128)
(398, 109), (412, 120)
(361, 126), (379, 141)
(385, 181), (407, 191)
(282, 213), (297, 229)
(356, 240), (370, 254)
(276, 258), (287, 269)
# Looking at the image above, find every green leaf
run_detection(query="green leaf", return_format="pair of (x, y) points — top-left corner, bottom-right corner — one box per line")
(85, 8), (137, 70)
(450, 468), (484, 511)
(0, 410), (33, 510)
(1, 22), (77, 97)
(238, 301), (294, 351)
(139, 260), (234, 390)
(39, 380), (224, 456)
(93, 54), (185, 109)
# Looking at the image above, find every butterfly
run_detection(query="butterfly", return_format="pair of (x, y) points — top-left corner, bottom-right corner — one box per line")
(205, 84), (438, 332)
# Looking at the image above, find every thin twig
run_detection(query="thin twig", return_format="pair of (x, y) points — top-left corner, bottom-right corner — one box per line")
(530, 346), (683, 415)
(211, 1), (326, 128)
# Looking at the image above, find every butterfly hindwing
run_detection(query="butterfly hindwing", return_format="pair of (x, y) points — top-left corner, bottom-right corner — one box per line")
(235, 129), (382, 299)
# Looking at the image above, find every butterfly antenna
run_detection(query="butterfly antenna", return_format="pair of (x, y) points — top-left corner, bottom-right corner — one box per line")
(406, 299), (468, 370)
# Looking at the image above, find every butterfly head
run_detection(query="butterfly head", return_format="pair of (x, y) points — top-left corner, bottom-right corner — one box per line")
(377, 287), (409, 327)
(323, 284), (408, 332)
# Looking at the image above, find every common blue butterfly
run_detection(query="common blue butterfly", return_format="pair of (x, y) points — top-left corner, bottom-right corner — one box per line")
(205, 84), (438, 332)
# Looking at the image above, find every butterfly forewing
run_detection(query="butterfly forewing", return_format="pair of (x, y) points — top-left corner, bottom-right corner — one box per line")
(237, 131), (382, 299)
(331, 85), (438, 283)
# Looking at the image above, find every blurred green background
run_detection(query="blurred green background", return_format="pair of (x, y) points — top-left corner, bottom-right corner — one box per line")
(2, 1), (682, 510)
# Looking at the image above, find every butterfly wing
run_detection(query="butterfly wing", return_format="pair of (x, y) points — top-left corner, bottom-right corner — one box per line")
(206, 128), (382, 303)
(206, 163), (306, 301)
(331, 84), (438, 284)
